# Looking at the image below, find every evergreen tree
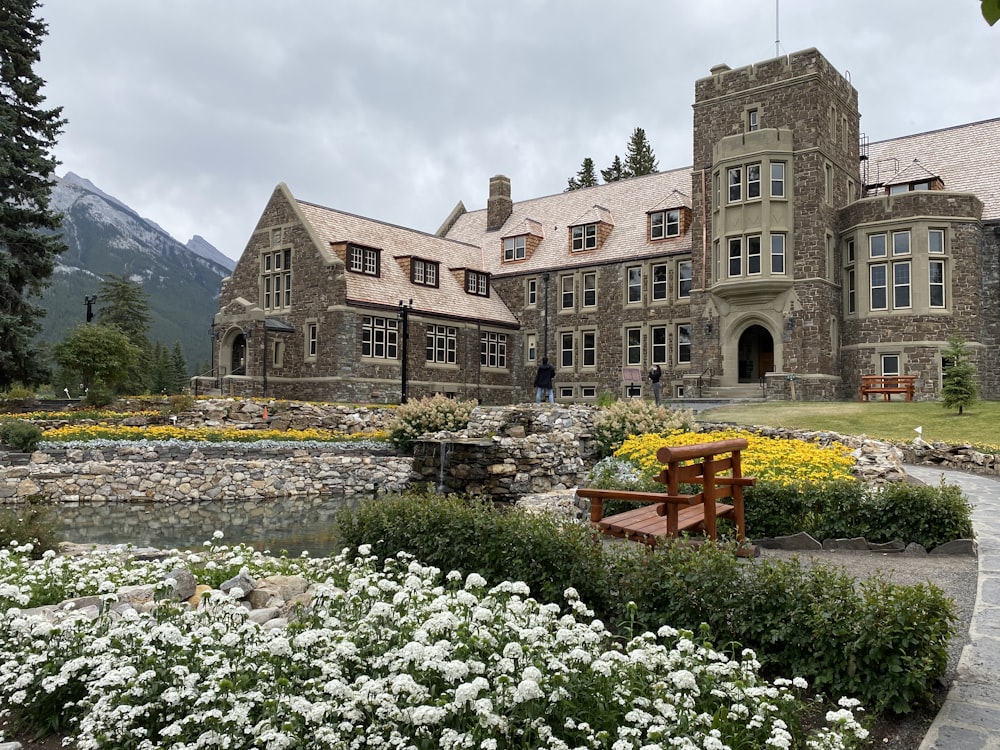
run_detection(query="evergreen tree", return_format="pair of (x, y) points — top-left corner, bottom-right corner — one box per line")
(53, 323), (142, 395)
(0, 0), (67, 389)
(623, 126), (658, 177)
(150, 342), (170, 394)
(601, 155), (625, 183)
(170, 341), (188, 394)
(941, 333), (978, 415)
(96, 273), (151, 346)
(565, 157), (599, 191)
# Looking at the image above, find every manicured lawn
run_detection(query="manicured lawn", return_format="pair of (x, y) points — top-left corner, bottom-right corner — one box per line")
(697, 400), (1000, 451)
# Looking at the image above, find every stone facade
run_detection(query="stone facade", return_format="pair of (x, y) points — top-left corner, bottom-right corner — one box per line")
(207, 49), (999, 405)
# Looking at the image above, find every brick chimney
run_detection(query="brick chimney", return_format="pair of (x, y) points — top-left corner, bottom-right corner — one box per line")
(486, 174), (512, 231)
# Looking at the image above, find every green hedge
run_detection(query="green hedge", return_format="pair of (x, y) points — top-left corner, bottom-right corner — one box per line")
(336, 491), (956, 714)
(744, 479), (973, 548)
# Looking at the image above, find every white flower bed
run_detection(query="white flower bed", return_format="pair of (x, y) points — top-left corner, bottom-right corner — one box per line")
(0, 542), (868, 749)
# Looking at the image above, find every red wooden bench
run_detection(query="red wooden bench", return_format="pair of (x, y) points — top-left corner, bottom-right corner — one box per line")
(859, 375), (915, 402)
(576, 438), (757, 552)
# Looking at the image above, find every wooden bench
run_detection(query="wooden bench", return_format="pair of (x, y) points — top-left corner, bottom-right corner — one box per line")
(859, 375), (915, 402)
(576, 438), (756, 551)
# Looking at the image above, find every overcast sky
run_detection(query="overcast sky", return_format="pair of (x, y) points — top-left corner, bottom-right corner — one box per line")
(36, 1), (999, 261)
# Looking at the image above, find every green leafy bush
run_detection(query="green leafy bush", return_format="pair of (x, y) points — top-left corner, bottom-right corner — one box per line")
(168, 394), (195, 414)
(336, 491), (611, 613)
(1, 383), (35, 399)
(336, 493), (956, 714)
(592, 400), (696, 457)
(860, 480), (974, 549)
(0, 496), (61, 558)
(387, 394), (476, 453)
(0, 420), (43, 452)
(743, 480), (815, 538)
(82, 382), (114, 407)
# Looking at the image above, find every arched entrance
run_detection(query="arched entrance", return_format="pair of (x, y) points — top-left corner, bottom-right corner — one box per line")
(230, 334), (247, 375)
(737, 325), (774, 383)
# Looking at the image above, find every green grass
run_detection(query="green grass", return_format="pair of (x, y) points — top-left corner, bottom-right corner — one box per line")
(697, 400), (1000, 452)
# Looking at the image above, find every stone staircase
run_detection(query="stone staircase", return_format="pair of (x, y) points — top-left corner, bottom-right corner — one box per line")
(699, 384), (767, 401)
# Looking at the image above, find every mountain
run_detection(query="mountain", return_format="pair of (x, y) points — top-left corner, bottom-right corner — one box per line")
(36, 172), (235, 378)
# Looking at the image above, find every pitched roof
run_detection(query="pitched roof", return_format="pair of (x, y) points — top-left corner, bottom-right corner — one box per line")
(444, 168), (694, 276)
(864, 118), (1000, 220)
(295, 198), (518, 326)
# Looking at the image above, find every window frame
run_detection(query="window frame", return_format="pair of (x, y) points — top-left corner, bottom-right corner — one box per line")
(581, 330), (596, 368)
(411, 258), (440, 288)
(571, 223), (598, 252)
(465, 270), (489, 297)
(727, 166), (742, 203)
(747, 235), (762, 275)
(651, 263), (668, 301)
(869, 233), (887, 259)
(929, 259), (946, 308)
(651, 325), (668, 364)
(870, 263), (888, 311)
(746, 163), (762, 200)
(626, 266), (642, 304)
(503, 236), (526, 262)
(526, 278), (537, 307)
(560, 331), (575, 368)
(348, 245), (380, 277)
(560, 274), (575, 310)
(425, 325), (458, 365)
(892, 261), (911, 309)
(728, 237), (742, 277)
(479, 331), (507, 369)
(677, 260), (692, 299)
(928, 229), (945, 254)
(525, 332), (537, 364)
(262, 248), (293, 311)
(770, 234), (785, 274)
(625, 327), (642, 366)
(676, 324), (692, 364)
(362, 316), (399, 360)
(306, 322), (317, 360)
(770, 162), (785, 197)
(892, 230), (911, 256)
(582, 272), (597, 308)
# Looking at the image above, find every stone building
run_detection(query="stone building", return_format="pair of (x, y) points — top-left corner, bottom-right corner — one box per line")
(208, 47), (999, 404)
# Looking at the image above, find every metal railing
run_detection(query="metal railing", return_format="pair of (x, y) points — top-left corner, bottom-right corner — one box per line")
(696, 366), (714, 398)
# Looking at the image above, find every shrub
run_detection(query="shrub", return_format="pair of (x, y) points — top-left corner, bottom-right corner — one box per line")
(167, 394), (195, 414)
(0, 420), (43, 452)
(1, 383), (35, 399)
(0, 496), (61, 558)
(82, 382), (114, 407)
(336, 491), (611, 612)
(592, 400), (696, 457)
(860, 480), (974, 549)
(387, 394), (476, 453)
(743, 480), (815, 539)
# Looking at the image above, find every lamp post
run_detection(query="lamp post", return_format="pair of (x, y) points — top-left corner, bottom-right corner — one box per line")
(84, 295), (97, 322)
(398, 299), (412, 404)
(262, 319), (268, 398)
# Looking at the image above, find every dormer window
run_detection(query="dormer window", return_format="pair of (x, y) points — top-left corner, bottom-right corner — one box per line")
(411, 258), (439, 287)
(348, 245), (380, 276)
(650, 209), (681, 240)
(503, 236), (526, 262)
(466, 270), (489, 297)
(571, 223), (597, 251)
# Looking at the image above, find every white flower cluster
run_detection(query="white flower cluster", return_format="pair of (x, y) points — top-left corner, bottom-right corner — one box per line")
(0, 545), (868, 749)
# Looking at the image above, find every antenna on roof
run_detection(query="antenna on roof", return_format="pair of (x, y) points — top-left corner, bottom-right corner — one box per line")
(775, 0), (780, 57)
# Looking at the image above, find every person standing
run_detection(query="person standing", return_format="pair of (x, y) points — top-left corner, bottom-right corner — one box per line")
(533, 357), (555, 404)
(648, 364), (662, 406)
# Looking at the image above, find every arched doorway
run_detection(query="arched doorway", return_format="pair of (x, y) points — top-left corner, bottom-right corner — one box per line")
(230, 334), (247, 375)
(737, 325), (774, 383)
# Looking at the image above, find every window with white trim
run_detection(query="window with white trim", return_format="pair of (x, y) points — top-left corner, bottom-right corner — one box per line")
(847, 268), (856, 314)
(503, 236), (526, 262)
(306, 322), (317, 359)
(625, 327), (641, 365)
(893, 261), (911, 309)
(525, 333), (537, 363)
(362, 316), (398, 359)
(727, 167), (741, 203)
(349, 245), (379, 276)
(770, 234), (785, 274)
(747, 164), (761, 200)
(560, 331), (575, 368)
(677, 324), (691, 364)
(571, 223), (597, 251)
(412, 258), (438, 287)
(560, 275), (574, 310)
(426, 325), (457, 364)
(582, 272), (597, 307)
(627, 266), (642, 303)
(465, 270), (489, 297)
(892, 230), (910, 256)
(651, 263), (668, 300)
(747, 108), (758, 132)
(651, 325), (668, 364)
(929, 229), (945, 254)
(262, 249), (292, 310)
(677, 260), (692, 298)
(881, 353), (900, 377)
(728, 238), (742, 277)
(581, 330), (596, 367)
(770, 162), (785, 197)
(869, 233), (887, 258)
(929, 260), (946, 308)
(747, 235), (762, 275)
(650, 209), (681, 240)
(526, 278), (537, 307)
(480, 331), (507, 369)
(870, 264), (888, 310)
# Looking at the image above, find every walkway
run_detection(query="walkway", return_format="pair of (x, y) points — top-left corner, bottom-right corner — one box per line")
(908, 465), (1000, 749)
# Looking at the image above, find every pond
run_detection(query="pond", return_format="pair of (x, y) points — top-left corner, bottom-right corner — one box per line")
(52, 494), (361, 558)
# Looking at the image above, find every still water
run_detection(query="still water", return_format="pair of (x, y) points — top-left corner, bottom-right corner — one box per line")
(55, 494), (361, 558)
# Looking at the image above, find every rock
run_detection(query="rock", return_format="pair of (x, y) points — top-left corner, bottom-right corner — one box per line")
(904, 542), (928, 555)
(163, 568), (197, 601)
(768, 532), (823, 551)
(868, 541), (905, 553)
(220, 568), (256, 598)
(930, 539), (977, 556)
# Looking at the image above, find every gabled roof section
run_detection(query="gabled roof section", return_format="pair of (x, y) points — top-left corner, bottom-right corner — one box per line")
(648, 189), (693, 212)
(865, 118), (1000, 220)
(882, 159), (941, 188)
(294, 195), (517, 326)
(444, 168), (695, 275)
(569, 205), (614, 227)
(502, 217), (544, 240)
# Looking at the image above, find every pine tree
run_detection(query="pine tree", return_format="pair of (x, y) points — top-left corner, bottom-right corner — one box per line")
(941, 333), (978, 415)
(601, 155), (625, 183)
(565, 157), (599, 191)
(96, 273), (151, 346)
(623, 126), (658, 177)
(0, 0), (67, 389)
(170, 341), (188, 394)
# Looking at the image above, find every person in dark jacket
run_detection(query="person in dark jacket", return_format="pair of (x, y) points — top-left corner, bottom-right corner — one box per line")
(648, 364), (662, 406)
(533, 358), (555, 404)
